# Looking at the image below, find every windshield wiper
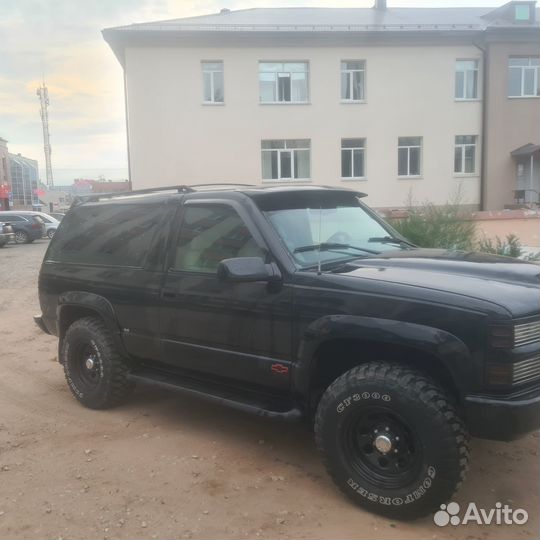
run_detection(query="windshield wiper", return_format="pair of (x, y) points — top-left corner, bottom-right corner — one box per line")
(368, 236), (416, 248)
(293, 242), (380, 255)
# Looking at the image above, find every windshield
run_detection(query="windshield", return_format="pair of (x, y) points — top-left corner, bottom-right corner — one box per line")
(261, 194), (410, 268)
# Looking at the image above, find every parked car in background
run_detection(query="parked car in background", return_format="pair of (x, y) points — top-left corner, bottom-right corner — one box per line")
(49, 212), (65, 221)
(0, 222), (15, 247)
(0, 211), (46, 244)
(33, 212), (61, 238)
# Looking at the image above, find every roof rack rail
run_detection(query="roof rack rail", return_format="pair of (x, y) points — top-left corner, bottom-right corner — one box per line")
(188, 183), (256, 189)
(71, 183), (257, 206)
(71, 185), (194, 206)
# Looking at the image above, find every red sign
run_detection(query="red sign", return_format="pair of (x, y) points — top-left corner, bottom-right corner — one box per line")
(0, 184), (10, 199)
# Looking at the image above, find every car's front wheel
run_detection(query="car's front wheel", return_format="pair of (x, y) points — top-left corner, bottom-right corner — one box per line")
(14, 230), (29, 244)
(314, 362), (469, 520)
(61, 316), (134, 409)
(47, 229), (55, 239)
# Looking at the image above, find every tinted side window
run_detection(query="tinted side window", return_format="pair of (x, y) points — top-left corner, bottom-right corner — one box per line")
(47, 203), (164, 267)
(173, 205), (265, 273)
(2, 215), (23, 221)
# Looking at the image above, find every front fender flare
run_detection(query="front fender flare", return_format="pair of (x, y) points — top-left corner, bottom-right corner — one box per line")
(293, 315), (472, 403)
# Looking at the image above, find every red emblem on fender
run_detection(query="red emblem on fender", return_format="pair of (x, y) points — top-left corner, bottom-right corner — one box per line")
(271, 363), (289, 375)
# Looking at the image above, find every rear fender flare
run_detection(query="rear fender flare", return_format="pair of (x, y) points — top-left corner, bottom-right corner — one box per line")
(57, 291), (127, 357)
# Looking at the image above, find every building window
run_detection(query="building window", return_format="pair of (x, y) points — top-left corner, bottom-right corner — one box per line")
(455, 60), (479, 100)
(341, 139), (365, 178)
(261, 139), (310, 180)
(398, 137), (422, 177)
(202, 61), (224, 103)
(508, 57), (539, 97)
(454, 136), (477, 174)
(259, 62), (309, 103)
(341, 61), (365, 102)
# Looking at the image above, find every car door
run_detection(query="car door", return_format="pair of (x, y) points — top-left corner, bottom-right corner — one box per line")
(159, 199), (293, 392)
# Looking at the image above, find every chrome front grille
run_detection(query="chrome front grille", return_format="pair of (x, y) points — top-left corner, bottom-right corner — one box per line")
(513, 354), (540, 385)
(514, 320), (540, 347)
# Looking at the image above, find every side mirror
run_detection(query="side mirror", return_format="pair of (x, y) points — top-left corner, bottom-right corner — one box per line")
(217, 257), (281, 283)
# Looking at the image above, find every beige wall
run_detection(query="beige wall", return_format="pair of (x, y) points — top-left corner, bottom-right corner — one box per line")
(484, 41), (540, 210)
(473, 210), (540, 248)
(125, 44), (482, 208)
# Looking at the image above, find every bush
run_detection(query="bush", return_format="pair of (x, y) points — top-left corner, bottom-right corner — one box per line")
(477, 234), (523, 258)
(391, 194), (477, 250)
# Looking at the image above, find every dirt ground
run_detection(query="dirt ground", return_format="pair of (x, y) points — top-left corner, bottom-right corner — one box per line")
(0, 240), (538, 540)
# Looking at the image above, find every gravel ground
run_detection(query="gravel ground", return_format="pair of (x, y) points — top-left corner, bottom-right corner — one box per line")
(0, 240), (538, 540)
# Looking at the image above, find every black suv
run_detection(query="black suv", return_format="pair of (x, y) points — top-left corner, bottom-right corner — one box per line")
(36, 185), (540, 520)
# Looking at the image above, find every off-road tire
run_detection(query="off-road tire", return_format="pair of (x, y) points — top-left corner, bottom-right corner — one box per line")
(61, 316), (134, 409)
(314, 362), (469, 520)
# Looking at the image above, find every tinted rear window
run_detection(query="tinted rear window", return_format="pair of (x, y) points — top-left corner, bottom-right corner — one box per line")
(47, 203), (165, 267)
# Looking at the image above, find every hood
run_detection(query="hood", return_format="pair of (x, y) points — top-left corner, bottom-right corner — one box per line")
(332, 248), (540, 317)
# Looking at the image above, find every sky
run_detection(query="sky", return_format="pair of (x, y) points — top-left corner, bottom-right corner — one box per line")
(1, 0), (510, 183)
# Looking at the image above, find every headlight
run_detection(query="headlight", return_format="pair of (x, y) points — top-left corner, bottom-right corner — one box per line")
(514, 320), (540, 347)
(489, 320), (540, 349)
(486, 354), (540, 386)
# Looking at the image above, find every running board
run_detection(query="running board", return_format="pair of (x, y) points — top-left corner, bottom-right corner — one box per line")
(128, 368), (303, 422)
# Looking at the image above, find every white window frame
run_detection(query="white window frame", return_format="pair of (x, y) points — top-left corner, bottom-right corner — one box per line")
(261, 140), (311, 181)
(259, 62), (309, 104)
(508, 57), (539, 98)
(455, 59), (479, 101)
(341, 139), (366, 180)
(202, 61), (224, 104)
(341, 60), (366, 103)
(454, 136), (477, 175)
(398, 137), (423, 178)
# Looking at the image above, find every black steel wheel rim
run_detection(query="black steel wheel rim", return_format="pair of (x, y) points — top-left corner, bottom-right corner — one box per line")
(73, 342), (101, 388)
(341, 406), (422, 489)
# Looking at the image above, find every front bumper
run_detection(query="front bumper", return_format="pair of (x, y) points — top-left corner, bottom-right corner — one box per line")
(465, 387), (540, 441)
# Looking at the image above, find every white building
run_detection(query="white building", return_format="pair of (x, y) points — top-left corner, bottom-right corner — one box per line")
(103, 3), (537, 209)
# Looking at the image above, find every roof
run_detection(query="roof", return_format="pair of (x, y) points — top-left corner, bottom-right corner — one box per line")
(511, 143), (540, 157)
(105, 4), (539, 34)
(107, 7), (492, 33)
(103, 3), (540, 65)
(72, 184), (366, 207)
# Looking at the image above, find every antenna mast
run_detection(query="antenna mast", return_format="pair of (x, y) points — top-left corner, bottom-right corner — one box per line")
(37, 82), (54, 187)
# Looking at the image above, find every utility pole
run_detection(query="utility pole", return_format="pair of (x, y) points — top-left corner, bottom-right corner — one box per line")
(36, 82), (54, 187)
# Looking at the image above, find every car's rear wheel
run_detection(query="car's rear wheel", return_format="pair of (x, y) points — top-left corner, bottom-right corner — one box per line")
(314, 362), (469, 520)
(61, 316), (134, 409)
(14, 230), (29, 244)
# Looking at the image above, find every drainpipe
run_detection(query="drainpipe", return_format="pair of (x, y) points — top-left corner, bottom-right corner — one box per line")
(530, 154), (534, 203)
(474, 39), (488, 211)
